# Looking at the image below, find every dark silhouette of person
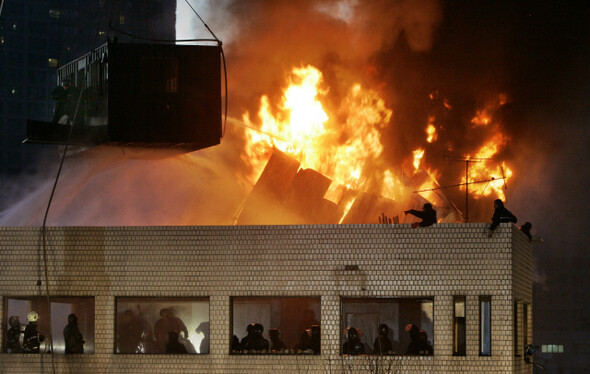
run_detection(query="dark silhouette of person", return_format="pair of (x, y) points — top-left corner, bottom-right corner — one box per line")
(268, 328), (286, 352)
(165, 331), (188, 354)
(373, 323), (393, 355)
(405, 203), (437, 228)
(298, 309), (319, 336)
(23, 311), (44, 353)
(405, 324), (432, 355)
(154, 308), (188, 353)
(231, 334), (241, 353)
(196, 321), (210, 354)
(418, 329), (433, 355)
(51, 79), (70, 124)
(117, 308), (143, 353)
(295, 330), (311, 352)
(244, 323), (269, 352)
(308, 324), (321, 355)
(520, 222), (533, 241)
(405, 324), (421, 355)
(342, 327), (365, 355)
(7, 315), (23, 353)
(63, 313), (85, 354)
(134, 305), (155, 353)
(488, 199), (517, 237)
(240, 323), (255, 351)
(240, 323), (269, 352)
(51, 78), (80, 125)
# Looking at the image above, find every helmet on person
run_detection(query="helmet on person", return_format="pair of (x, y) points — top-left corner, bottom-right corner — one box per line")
(347, 327), (359, 339)
(253, 323), (264, 334)
(9, 315), (20, 327)
(27, 311), (39, 322)
(378, 323), (390, 336)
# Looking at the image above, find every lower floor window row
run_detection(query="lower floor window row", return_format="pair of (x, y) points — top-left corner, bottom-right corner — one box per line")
(3, 296), (504, 356)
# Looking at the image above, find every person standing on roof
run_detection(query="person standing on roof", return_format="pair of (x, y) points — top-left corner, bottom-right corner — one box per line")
(488, 199), (517, 237)
(405, 203), (437, 228)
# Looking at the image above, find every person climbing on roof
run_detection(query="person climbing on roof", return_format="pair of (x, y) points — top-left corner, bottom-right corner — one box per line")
(488, 199), (517, 237)
(404, 203), (437, 228)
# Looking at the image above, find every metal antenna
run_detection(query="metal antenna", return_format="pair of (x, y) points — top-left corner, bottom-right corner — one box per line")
(443, 155), (491, 222)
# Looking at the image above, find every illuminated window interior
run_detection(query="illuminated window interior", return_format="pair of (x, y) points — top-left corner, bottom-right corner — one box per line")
(115, 297), (209, 354)
(4, 296), (95, 354)
(231, 297), (321, 354)
(341, 298), (434, 356)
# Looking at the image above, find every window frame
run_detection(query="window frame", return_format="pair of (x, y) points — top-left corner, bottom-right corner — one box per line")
(114, 296), (210, 355)
(479, 296), (492, 356)
(3, 295), (95, 354)
(230, 296), (322, 355)
(340, 297), (435, 356)
(452, 295), (466, 356)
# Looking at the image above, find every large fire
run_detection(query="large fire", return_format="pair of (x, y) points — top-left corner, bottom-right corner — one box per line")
(243, 65), (393, 196)
(242, 65), (513, 222)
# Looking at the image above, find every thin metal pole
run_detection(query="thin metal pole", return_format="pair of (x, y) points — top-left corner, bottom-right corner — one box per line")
(465, 161), (469, 222)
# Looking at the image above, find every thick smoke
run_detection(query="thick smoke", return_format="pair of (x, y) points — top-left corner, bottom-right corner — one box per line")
(0, 124), (250, 226)
(180, 0), (441, 116)
(2, 1), (570, 227)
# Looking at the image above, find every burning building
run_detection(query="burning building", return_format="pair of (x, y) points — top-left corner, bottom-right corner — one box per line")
(0, 1), (542, 373)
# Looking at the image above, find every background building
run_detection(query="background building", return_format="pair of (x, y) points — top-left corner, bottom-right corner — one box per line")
(0, 0), (175, 210)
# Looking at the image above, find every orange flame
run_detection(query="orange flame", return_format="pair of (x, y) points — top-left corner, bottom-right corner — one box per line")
(413, 148), (425, 171)
(426, 119), (437, 143)
(471, 94), (508, 127)
(460, 133), (512, 200)
(243, 65), (392, 196)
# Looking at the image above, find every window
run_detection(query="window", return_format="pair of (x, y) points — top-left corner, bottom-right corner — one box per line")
(522, 303), (529, 349)
(4, 296), (95, 354)
(49, 9), (61, 19)
(453, 296), (466, 356)
(115, 297), (209, 354)
(341, 298), (433, 356)
(231, 297), (321, 354)
(514, 300), (520, 356)
(541, 344), (564, 354)
(479, 296), (491, 356)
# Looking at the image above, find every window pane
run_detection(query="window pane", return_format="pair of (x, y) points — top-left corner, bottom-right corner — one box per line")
(453, 296), (466, 356)
(341, 298), (433, 356)
(231, 297), (321, 355)
(514, 300), (520, 355)
(480, 296), (491, 356)
(523, 303), (529, 349)
(115, 297), (209, 354)
(5, 297), (94, 354)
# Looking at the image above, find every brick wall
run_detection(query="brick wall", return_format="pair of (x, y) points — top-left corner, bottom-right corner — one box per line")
(0, 223), (532, 373)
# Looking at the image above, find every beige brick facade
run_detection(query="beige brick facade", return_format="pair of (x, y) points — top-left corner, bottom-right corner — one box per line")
(0, 223), (532, 373)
